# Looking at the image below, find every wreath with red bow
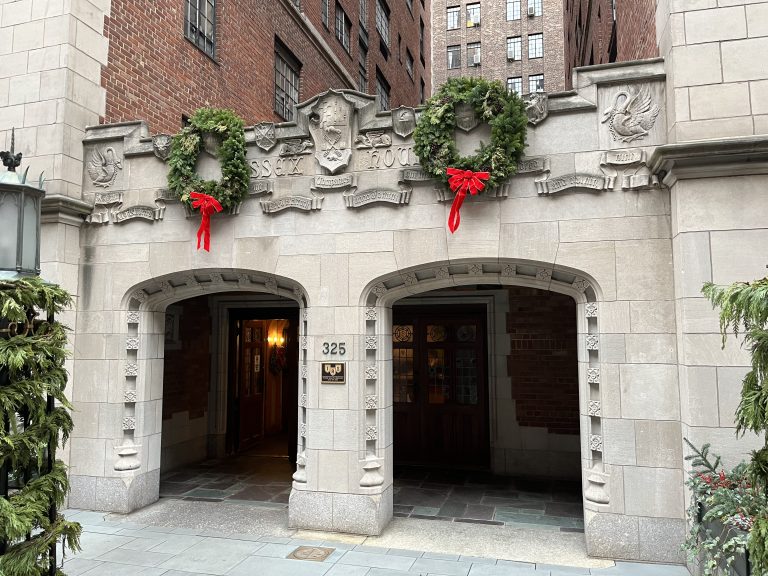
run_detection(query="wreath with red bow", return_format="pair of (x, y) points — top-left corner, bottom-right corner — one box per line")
(413, 77), (528, 232)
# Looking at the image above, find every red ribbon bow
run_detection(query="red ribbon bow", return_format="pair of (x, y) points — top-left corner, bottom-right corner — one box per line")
(190, 191), (223, 251)
(446, 168), (490, 233)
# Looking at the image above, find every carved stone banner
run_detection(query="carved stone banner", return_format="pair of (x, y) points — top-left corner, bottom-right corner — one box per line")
(455, 103), (479, 132)
(602, 149), (644, 166)
(523, 92), (549, 126)
(392, 106), (417, 138)
(260, 195), (323, 214)
(599, 148), (659, 190)
(308, 92), (354, 173)
(253, 122), (277, 152)
(95, 191), (123, 205)
(311, 174), (356, 193)
(517, 157), (550, 174)
(536, 173), (608, 195)
(249, 179), (274, 196)
(114, 205), (164, 223)
(400, 168), (432, 182)
(344, 185), (412, 208)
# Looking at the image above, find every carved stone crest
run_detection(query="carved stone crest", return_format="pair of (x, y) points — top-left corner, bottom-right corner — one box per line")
(601, 85), (660, 143)
(87, 147), (122, 188)
(354, 131), (392, 149)
(455, 103), (479, 132)
(392, 106), (417, 138)
(308, 92), (354, 174)
(523, 91), (548, 126)
(279, 138), (313, 156)
(253, 122), (277, 152)
(152, 134), (172, 161)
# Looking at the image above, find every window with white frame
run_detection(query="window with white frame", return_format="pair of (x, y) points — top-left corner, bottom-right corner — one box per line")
(360, 0), (368, 28)
(506, 0), (520, 20)
(528, 33), (543, 58)
(507, 77), (522, 95)
(376, 0), (390, 47)
(529, 0), (542, 16)
(274, 40), (301, 121)
(335, 2), (352, 52)
(467, 42), (481, 66)
(447, 44), (461, 69)
(528, 74), (544, 93)
(466, 3), (480, 26)
(322, 0), (330, 27)
(447, 6), (460, 30)
(376, 69), (390, 111)
(185, 0), (216, 57)
(506, 36), (521, 60)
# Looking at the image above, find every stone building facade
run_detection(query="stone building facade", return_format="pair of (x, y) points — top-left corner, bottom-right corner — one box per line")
(2, 0), (768, 570)
(431, 0), (566, 94)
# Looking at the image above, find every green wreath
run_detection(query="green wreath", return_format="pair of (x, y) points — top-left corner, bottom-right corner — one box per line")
(167, 107), (250, 211)
(413, 77), (528, 190)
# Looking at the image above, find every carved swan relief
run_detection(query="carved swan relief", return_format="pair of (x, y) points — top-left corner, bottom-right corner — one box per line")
(601, 85), (660, 143)
(87, 147), (123, 188)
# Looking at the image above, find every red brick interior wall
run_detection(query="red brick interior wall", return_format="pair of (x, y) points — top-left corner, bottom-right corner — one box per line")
(103, 0), (430, 135)
(564, 0), (615, 88)
(162, 296), (211, 420)
(506, 287), (579, 435)
(615, 0), (658, 62)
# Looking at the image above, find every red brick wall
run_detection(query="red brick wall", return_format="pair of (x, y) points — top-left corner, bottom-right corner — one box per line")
(162, 296), (211, 420)
(564, 0), (615, 88)
(506, 287), (579, 435)
(102, 0), (430, 135)
(615, 0), (658, 62)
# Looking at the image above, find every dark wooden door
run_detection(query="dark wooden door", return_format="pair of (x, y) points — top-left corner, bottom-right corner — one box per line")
(238, 320), (266, 448)
(393, 305), (489, 468)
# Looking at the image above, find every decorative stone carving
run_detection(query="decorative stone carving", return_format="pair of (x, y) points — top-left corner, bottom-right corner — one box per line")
(589, 434), (603, 452)
(126, 337), (139, 350)
(301, 336), (308, 349)
(308, 92), (354, 173)
(536, 173), (608, 195)
(584, 471), (609, 505)
(344, 185), (412, 208)
(296, 454), (307, 466)
(249, 179), (274, 196)
(365, 395), (378, 410)
(300, 423), (307, 437)
(365, 336), (377, 350)
(365, 425), (378, 441)
(299, 394), (307, 407)
(260, 195), (323, 214)
(468, 264), (482, 275)
(502, 264), (516, 277)
(279, 138), (313, 156)
(86, 191), (124, 224)
(455, 103), (479, 132)
(517, 157), (550, 174)
(372, 284), (387, 296)
(302, 309), (308, 321)
(311, 174), (355, 193)
(402, 272), (417, 286)
(400, 168), (431, 183)
(586, 303), (598, 318)
(131, 290), (148, 303)
(122, 417), (136, 431)
(114, 205), (164, 223)
(436, 266), (450, 280)
(125, 363), (138, 377)
(253, 122), (277, 152)
(365, 307), (377, 321)
(158, 280), (173, 296)
(524, 91), (549, 126)
(572, 278), (589, 293)
(293, 286), (303, 299)
(237, 273), (250, 285)
(124, 390), (137, 403)
(586, 335), (599, 351)
(365, 365), (378, 380)
(301, 365), (308, 378)
(126, 311), (140, 324)
(152, 134), (173, 161)
(392, 106), (417, 138)
(536, 268), (552, 281)
(587, 367), (600, 384)
(601, 85), (660, 143)
(87, 147), (122, 188)
(360, 457), (384, 487)
(588, 400), (601, 417)
(114, 441), (141, 471)
(354, 131), (392, 149)
(264, 277), (277, 292)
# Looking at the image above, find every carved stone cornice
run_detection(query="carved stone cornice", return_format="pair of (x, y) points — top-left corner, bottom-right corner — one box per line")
(41, 194), (93, 226)
(649, 136), (768, 186)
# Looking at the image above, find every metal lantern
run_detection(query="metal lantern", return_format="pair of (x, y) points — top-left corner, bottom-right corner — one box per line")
(0, 129), (45, 279)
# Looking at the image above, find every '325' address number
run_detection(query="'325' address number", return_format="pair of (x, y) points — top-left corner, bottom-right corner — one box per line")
(322, 342), (346, 355)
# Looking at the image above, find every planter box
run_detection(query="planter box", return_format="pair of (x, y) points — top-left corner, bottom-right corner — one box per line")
(698, 502), (751, 576)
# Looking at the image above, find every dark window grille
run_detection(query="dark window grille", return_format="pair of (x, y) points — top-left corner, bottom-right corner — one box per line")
(274, 41), (301, 121)
(447, 45), (461, 69)
(335, 3), (351, 52)
(360, 0), (368, 28)
(528, 73), (544, 93)
(507, 36), (521, 60)
(507, 0), (520, 20)
(528, 33), (543, 58)
(406, 49), (414, 78)
(322, 0), (329, 27)
(507, 76), (522, 94)
(467, 42), (481, 66)
(376, 0), (390, 47)
(376, 69), (390, 111)
(184, 0), (216, 58)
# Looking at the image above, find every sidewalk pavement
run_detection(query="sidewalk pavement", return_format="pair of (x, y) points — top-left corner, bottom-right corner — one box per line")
(60, 508), (691, 576)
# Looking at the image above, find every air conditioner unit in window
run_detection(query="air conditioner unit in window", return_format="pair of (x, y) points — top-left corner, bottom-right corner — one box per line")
(527, 5), (535, 16)
(507, 53), (516, 61)
(472, 53), (481, 66)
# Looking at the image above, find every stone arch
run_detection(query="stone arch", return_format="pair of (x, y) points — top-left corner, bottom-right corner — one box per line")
(356, 258), (608, 512)
(113, 267), (310, 498)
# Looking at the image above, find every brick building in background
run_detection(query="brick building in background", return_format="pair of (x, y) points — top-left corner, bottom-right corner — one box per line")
(432, 0), (566, 95)
(103, 0), (431, 135)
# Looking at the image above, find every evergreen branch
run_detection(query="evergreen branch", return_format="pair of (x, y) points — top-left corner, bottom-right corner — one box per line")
(0, 515), (81, 576)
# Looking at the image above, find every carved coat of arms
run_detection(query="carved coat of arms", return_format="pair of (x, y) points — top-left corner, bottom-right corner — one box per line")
(152, 134), (172, 161)
(254, 122), (276, 152)
(308, 93), (353, 174)
(455, 103), (479, 132)
(392, 106), (417, 138)
(524, 92), (548, 126)
(601, 85), (660, 143)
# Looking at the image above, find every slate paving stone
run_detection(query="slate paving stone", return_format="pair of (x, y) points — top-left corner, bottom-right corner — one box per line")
(455, 518), (504, 526)
(159, 482), (196, 496)
(411, 557), (473, 575)
(438, 502), (468, 517)
(96, 548), (174, 567)
(393, 504), (414, 513)
(157, 538), (263, 575)
(228, 556), (331, 576)
(395, 487), (449, 507)
(464, 504), (495, 520)
(544, 502), (583, 518)
(338, 551), (416, 571)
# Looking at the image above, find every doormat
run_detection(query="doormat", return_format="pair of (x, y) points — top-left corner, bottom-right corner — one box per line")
(287, 546), (336, 562)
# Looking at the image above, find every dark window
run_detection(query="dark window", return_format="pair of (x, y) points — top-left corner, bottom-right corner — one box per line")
(376, 0), (390, 47)
(447, 44), (461, 69)
(185, 0), (216, 57)
(507, 36), (521, 60)
(447, 6), (459, 30)
(528, 73), (544, 93)
(528, 33), (543, 58)
(406, 49), (414, 78)
(466, 2), (480, 26)
(420, 78), (425, 103)
(507, 77), (522, 94)
(274, 40), (301, 121)
(335, 2), (352, 53)
(406, 0), (413, 12)
(467, 42), (481, 66)
(322, 0), (330, 28)
(359, 36), (368, 92)
(376, 68), (390, 111)
(419, 17), (425, 65)
(360, 0), (368, 28)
